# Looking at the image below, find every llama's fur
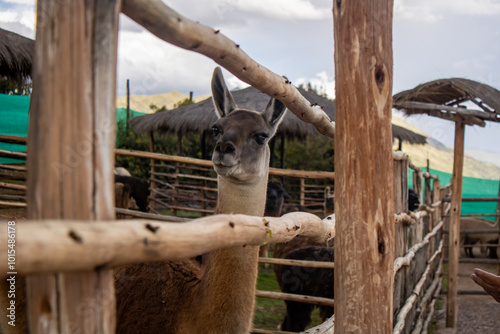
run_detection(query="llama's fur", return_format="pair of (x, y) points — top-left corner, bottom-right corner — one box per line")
(115, 67), (287, 334)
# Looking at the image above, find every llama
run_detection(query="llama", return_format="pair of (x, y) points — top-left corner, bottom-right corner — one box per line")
(276, 246), (334, 332)
(460, 217), (499, 258)
(115, 67), (287, 333)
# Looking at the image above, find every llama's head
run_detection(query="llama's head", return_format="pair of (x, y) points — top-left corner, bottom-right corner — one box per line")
(211, 67), (287, 182)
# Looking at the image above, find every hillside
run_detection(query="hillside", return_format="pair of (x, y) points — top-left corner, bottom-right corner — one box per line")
(393, 116), (500, 180)
(116, 91), (210, 114)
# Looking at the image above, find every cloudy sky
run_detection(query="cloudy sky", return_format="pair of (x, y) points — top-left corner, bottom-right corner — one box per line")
(1, 0), (500, 156)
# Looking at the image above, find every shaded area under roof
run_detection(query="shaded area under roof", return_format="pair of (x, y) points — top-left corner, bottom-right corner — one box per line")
(130, 86), (426, 145)
(393, 78), (500, 125)
(0, 28), (34, 83)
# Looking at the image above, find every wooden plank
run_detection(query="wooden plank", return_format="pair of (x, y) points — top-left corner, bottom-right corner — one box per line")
(257, 257), (335, 269)
(24, 0), (121, 332)
(446, 121), (465, 328)
(0, 149), (26, 160)
(0, 134), (27, 144)
(116, 148), (336, 179)
(333, 0), (395, 332)
(0, 182), (26, 191)
(255, 290), (334, 307)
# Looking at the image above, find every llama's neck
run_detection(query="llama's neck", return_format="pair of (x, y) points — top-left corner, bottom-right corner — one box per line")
(195, 168), (269, 333)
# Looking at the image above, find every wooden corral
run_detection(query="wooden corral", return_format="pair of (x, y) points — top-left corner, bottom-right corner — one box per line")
(1, 0), (477, 333)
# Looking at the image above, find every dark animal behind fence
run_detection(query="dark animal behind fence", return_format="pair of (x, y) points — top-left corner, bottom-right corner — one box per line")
(115, 174), (150, 212)
(276, 246), (334, 332)
(408, 188), (420, 211)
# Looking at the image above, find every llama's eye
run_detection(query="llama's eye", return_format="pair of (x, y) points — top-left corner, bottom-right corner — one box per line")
(212, 125), (220, 137)
(254, 133), (268, 145)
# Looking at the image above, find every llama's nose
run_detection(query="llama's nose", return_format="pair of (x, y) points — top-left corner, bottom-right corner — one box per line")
(216, 141), (236, 154)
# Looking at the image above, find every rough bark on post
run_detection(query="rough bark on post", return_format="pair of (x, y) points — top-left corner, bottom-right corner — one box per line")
(26, 0), (120, 332)
(333, 0), (395, 332)
(446, 121), (465, 328)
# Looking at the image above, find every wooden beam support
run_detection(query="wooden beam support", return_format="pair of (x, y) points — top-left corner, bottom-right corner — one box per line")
(121, 0), (335, 139)
(446, 121), (465, 328)
(333, 0), (395, 333)
(24, 0), (121, 332)
(0, 212), (335, 275)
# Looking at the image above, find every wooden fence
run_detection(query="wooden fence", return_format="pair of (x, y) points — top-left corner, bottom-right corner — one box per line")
(1, 133), (450, 333)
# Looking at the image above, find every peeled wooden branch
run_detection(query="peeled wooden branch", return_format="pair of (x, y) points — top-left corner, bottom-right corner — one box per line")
(255, 290), (334, 307)
(0, 212), (334, 275)
(258, 257), (335, 269)
(393, 220), (443, 275)
(302, 315), (334, 334)
(121, 0), (335, 139)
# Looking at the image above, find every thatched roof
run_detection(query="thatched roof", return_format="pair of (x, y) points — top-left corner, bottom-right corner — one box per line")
(0, 28), (34, 82)
(130, 86), (426, 144)
(393, 78), (500, 126)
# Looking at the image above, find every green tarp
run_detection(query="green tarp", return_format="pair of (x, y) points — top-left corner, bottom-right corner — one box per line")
(0, 94), (30, 163)
(0, 94), (146, 163)
(410, 168), (499, 221)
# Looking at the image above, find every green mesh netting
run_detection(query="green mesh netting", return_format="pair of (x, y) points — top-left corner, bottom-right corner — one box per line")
(0, 94), (30, 163)
(409, 168), (499, 221)
(0, 94), (146, 163)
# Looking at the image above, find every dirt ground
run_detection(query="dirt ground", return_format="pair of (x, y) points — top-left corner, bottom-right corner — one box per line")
(433, 259), (500, 333)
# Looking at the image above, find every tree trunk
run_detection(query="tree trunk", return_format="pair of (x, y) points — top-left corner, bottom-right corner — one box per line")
(333, 0), (395, 332)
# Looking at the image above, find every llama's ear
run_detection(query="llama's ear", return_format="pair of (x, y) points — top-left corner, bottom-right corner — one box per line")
(262, 98), (287, 129)
(211, 67), (237, 118)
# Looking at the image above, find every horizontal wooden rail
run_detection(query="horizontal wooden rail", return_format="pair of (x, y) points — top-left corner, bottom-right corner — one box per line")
(0, 212), (335, 275)
(443, 229), (500, 234)
(258, 257), (334, 269)
(117, 148), (335, 180)
(0, 164), (27, 171)
(443, 258), (500, 264)
(442, 196), (500, 202)
(0, 134), (27, 144)
(255, 290), (334, 307)
(0, 149), (26, 160)
(251, 329), (296, 334)
(115, 208), (189, 222)
(0, 182), (27, 191)
(0, 200), (26, 207)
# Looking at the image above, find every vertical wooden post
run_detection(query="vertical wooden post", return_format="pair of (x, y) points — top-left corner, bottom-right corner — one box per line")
(446, 121), (465, 328)
(333, 0), (395, 332)
(149, 131), (155, 212)
(27, 0), (120, 332)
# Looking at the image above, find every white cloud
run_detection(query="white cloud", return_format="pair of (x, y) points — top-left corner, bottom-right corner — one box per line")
(216, 0), (331, 21)
(395, 0), (500, 23)
(295, 71), (335, 99)
(2, 0), (33, 4)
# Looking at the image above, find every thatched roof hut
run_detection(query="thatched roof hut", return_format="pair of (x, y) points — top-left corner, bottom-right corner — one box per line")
(130, 86), (426, 145)
(0, 28), (34, 83)
(393, 78), (500, 125)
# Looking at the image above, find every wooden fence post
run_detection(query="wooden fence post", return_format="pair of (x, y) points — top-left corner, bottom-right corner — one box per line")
(446, 121), (465, 328)
(26, 0), (120, 332)
(333, 0), (395, 332)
